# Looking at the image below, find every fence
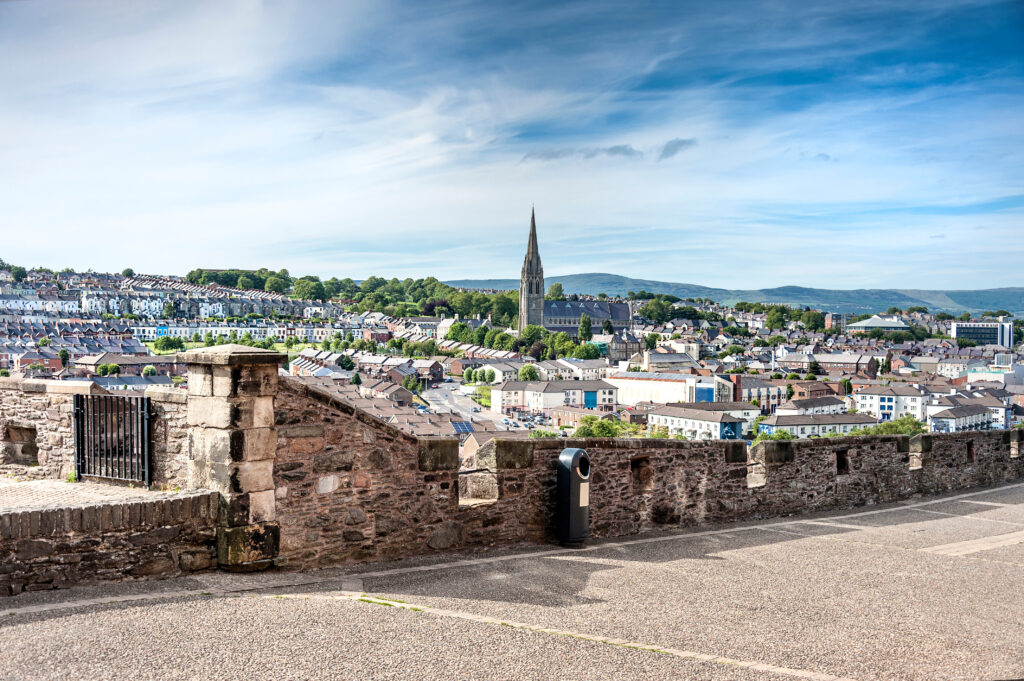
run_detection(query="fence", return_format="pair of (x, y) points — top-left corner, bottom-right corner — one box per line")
(73, 394), (152, 484)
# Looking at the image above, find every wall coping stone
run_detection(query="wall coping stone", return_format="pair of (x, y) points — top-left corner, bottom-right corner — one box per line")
(181, 344), (286, 366)
(146, 386), (187, 403)
(0, 377), (104, 395)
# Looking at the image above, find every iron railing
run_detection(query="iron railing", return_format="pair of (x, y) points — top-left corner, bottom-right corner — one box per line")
(73, 394), (151, 485)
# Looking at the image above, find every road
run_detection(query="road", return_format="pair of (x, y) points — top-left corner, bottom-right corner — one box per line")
(422, 382), (528, 430)
(3, 482), (1023, 680)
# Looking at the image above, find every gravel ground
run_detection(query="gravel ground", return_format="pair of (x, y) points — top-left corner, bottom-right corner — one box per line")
(1, 482), (1022, 681)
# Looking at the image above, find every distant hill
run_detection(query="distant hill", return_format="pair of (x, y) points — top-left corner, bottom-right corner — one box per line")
(444, 273), (1024, 314)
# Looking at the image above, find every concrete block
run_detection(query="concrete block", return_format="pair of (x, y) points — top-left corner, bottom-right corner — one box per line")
(230, 460), (274, 493)
(418, 438), (459, 471)
(248, 489), (276, 523)
(187, 365), (214, 397)
(216, 522), (280, 568)
(494, 439), (534, 469)
(211, 365), (276, 398)
(189, 427), (233, 464)
(723, 440), (748, 464)
(186, 396), (233, 429)
(758, 440), (794, 465)
(237, 427), (277, 462)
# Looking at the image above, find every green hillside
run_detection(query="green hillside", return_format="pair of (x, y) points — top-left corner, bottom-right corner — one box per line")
(444, 273), (1024, 314)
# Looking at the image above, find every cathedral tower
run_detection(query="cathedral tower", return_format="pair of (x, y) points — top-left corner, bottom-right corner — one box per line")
(518, 208), (545, 332)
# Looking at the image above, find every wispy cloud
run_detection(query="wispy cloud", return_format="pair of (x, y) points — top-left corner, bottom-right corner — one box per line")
(522, 144), (643, 162)
(0, 0), (1020, 288)
(659, 138), (697, 160)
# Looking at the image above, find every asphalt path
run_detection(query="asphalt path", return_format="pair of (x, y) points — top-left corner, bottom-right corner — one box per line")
(3, 483), (1023, 680)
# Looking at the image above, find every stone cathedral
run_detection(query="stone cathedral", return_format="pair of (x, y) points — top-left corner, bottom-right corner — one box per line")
(518, 208), (545, 332)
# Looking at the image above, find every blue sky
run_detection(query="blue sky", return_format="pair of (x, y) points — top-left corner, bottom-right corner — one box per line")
(0, 0), (1021, 288)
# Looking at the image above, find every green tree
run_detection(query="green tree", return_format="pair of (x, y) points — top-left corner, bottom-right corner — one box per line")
(106, 363), (121, 375)
(601, 319), (614, 335)
(645, 333), (659, 350)
(464, 368), (475, 383)
(351, 372), (362, 386)
(142, 365), (157, 376)
(956, 338), (977, 348)
(519, 364), (539, 381)
(10, 266), (26, 283)
(801, 310), (825, 331)
(639, 299), (671, 324)
(37, 337), (51, 347)
(338, 355), (355, 371)
(121, 268), (135, 277)
(401, 374), (421, 393)
(294, 279), (326, 301)
(765, 307), (788, 330)
(264, 276), (287, 293)
(578, 313), (593, 342)
(754, 430), (796, 444)
(154, 336), (186, 352)
(58, 349), (69, 367)
(237, 275), (255, 289)
(545, 283), (565, 300)
(484, 369), (495, 383)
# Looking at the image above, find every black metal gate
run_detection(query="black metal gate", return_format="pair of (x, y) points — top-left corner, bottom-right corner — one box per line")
(73, 394), (151, 485)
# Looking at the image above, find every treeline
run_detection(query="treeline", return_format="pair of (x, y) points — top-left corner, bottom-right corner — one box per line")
(445, 322), (600, 360)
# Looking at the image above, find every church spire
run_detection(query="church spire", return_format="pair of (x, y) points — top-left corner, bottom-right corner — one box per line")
(519, 207), (545, 332)
(526, 207), (539, 262)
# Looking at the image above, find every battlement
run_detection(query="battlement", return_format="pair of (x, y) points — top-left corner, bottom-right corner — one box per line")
(2, 346), (1021, 593)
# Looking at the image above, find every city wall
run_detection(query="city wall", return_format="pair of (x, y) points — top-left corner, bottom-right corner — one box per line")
(274, 374), (1024, 567)
(1, 346), (1022, 593)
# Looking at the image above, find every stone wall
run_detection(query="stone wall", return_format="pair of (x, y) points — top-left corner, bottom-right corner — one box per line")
(0, 378), (191, 487)
(273, 378), (458, 568)
(0, 378), (96, 479)
(148, 386), (190, 489)
(271, 379), (1024, 566)
(0, 490), (219, 596)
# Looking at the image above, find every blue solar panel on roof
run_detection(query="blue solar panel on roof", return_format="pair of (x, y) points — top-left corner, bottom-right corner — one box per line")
(451, 421), (475, 433)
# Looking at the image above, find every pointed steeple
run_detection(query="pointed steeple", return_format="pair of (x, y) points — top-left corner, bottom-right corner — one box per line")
(526, 207), (539, 262)
(519, 206), (544, 332)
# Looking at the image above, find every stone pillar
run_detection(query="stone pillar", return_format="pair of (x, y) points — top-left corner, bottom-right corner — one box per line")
(182, 344), (285, 571)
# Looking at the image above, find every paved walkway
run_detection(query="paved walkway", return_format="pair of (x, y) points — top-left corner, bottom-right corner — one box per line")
(2, 482), (1023, 680)
(0, 478), (182, 512)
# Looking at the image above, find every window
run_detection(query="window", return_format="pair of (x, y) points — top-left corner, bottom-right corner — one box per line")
(966, 441), (975, 464)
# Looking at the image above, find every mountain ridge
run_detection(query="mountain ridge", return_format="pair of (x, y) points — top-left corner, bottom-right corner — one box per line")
(443, 273), (1024, 314)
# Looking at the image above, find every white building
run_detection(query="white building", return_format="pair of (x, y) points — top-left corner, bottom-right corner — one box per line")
(491, 380), (617, 415)
(928, 404), (996, 432)
(775, 396), (847, 416)
(647, 406), (744, 440)
(855, 385), (926, 421)
(605, 372), (732, 406)
(758, 413), (878, 439)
